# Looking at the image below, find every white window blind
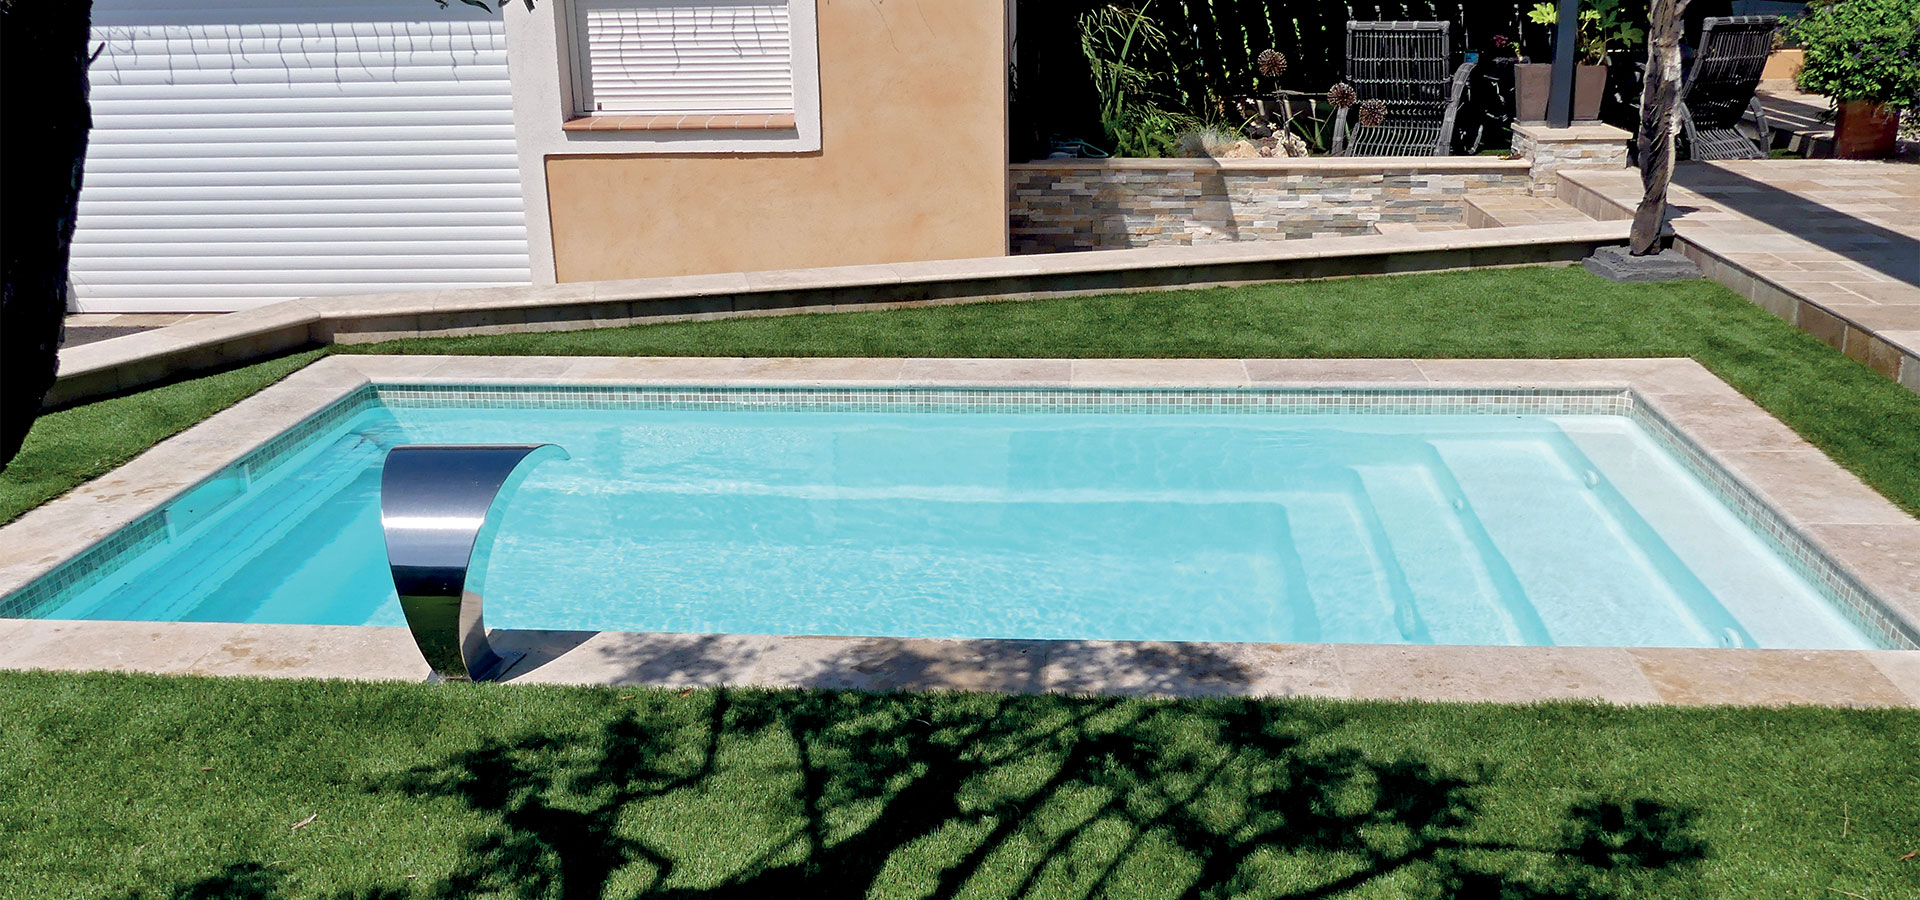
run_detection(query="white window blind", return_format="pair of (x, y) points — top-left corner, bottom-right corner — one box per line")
(572, 0), (795, 116)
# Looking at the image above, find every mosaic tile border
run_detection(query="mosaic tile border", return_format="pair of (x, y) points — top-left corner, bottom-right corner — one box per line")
(374, 383), (1637, 417)
(0, 386), (379, 620)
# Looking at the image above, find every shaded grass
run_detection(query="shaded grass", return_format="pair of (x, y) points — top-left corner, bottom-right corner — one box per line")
(0, 672), (1914, 899)
(10, 267), (1920, 523)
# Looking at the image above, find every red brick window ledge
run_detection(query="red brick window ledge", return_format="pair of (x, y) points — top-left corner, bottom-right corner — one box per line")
(562, 113), (798, 132)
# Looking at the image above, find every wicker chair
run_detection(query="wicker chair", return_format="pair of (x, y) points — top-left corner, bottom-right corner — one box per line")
(1334, 20), (1474, 156)
(1679, 16), (1779, 160)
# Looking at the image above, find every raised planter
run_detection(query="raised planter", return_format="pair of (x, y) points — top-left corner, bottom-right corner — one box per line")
(1008, 157), (1534, 254)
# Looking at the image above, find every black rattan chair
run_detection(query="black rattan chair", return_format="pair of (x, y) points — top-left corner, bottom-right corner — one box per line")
(1680, 16), (1779, 160)
(1334, 20), (1474, 156)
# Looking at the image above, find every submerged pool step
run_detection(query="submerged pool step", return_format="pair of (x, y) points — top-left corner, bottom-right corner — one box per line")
(1432, 437), (1719, 648)
(1351, 461), (1547, 646)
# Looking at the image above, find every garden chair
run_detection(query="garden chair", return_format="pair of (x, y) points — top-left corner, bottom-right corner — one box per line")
(1678, 16), (1779, 160)
(1333, 20), (1474, 157)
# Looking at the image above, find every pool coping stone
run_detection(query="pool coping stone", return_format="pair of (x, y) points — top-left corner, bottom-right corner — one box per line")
(3, 355), (1917, 708)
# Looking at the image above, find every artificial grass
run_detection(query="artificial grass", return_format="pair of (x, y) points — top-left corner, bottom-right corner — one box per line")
(4, 269), (1920, 897)
(0, 672), (1914, 899)
(9, 266), (1920, 524)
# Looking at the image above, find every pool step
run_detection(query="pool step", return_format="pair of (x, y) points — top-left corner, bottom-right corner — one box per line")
(1352, 460), (1547, 646)
(1371, 222), (1473, 235)
(1431, 436), (1712, 647)
(1464, 195), (1593, 229)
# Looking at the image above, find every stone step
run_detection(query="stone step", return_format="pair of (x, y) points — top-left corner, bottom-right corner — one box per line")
(1372, 222), (1473, 235)
(1463, 195), (1594, 228)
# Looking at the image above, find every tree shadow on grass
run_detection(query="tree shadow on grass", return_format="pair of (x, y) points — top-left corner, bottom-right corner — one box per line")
(122, 691), (1707, 900)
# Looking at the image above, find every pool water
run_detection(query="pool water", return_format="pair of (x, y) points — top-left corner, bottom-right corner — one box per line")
(37, 401), (1879, 649)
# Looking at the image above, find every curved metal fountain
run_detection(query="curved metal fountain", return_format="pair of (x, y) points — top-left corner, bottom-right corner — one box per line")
(379, 443), (569, 682)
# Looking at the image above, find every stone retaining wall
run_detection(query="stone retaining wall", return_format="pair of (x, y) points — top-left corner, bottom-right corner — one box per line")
(1010, 158), (1533, 254)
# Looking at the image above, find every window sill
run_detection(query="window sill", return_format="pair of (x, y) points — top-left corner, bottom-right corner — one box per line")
(562, 113), (799, 132)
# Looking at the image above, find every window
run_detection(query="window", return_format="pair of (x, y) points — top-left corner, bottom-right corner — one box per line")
(566, 0), (797, 126)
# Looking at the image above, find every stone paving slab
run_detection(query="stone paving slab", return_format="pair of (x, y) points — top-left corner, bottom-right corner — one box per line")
(3, 355), (1918, 707)
(1560, 160), (1920, 393)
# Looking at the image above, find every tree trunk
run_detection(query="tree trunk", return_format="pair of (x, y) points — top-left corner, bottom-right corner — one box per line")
(0, 0), (94, 470)
(1631, 0), (1689, 256)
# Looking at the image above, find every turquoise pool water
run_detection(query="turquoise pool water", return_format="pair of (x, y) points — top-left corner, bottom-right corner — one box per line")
(31, 397), (1880, 649)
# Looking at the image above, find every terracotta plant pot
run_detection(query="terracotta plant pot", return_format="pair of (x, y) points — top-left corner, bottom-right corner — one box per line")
(1834, 100), (1900, 159)
(1514, 63), (1608, 123)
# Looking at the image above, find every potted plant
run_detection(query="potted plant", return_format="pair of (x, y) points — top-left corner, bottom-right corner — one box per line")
(1515, 0), (1644, 122)
(1787, 0), (1919, 159)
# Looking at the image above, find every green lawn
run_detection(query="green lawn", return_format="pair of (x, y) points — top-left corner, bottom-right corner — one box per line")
(9, 266), (1920, 524)
(0, 672), (1915, 900)
(5, 266), (1920, 898)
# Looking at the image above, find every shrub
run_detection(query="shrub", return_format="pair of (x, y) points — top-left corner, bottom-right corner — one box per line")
(1789, 0), (1920, 108)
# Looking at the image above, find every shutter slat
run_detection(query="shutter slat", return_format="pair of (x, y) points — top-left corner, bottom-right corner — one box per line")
(577, 0), (797, 115)
(72, 5), (530, 311)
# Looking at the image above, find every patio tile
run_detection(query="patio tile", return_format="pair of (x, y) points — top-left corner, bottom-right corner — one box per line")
(899, 358), (1074, 385)
(1826, 306), (1920, 330)
(1883, 330), (1920, 357)
(337, 355), (462, 380)
(1042, 641), (1348, 699)
(1635, 392), (1815, 452)
(0, 620), (226, 675)
(1804, 524), (1920, 630)
(1822, 282), (1920, 304)
(1864, 652), (1920, 705)
(425, 356), (579, 379)
(1244, 359), (1426, 383)
(1410, 358), (1628, 387)
(1628, 649), (1911, 707)
(735, 357), (906, 383)
(186, 625), (428, 681)
(1334, 645), (1660, 703)
(560, 356), (756, 383)
(502, 631), (777, 687)
(1716, 450), (1915, 526)
(749, 636), (1052, 693)
(1070, 358), (1250, 386)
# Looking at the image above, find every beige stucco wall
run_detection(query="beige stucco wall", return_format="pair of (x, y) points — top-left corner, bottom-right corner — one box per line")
(545, 0), (1008, 283)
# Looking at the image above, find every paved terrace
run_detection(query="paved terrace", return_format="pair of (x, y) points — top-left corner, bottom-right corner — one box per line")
(1561, 160), (1920, 394)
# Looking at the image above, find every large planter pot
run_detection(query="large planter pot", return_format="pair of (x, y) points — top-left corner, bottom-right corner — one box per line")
(1834, 100), (1900, 159)
(1514, 63), (1608, 123)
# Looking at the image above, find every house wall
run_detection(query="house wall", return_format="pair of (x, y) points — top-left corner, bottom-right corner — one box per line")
(1009, 159), (1534, 254)
(540, 0), (1008, 283)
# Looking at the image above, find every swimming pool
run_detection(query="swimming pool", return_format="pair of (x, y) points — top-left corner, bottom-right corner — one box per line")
(4, 384), (1891, 650)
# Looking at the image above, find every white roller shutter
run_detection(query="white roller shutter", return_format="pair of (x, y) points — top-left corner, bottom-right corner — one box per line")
(571, 0), (794, 116)
(72, 0), (531, 312)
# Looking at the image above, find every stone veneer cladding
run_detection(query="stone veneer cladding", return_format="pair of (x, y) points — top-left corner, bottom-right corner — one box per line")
(1509, 123), (1632, 196)
(1009, 159), (1533, 254)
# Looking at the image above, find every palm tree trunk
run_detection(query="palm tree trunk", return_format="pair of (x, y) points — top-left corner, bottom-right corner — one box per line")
(0, 0), (94, 469)
(1631, 0), (1689, 256)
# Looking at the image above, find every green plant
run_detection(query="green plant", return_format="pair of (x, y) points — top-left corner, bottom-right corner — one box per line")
(1174, 124), (1243, 157)
(1527, 0), (1645, 65)
(1788, 0), (1920, 108)
(1078, 2), (1197, 157)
